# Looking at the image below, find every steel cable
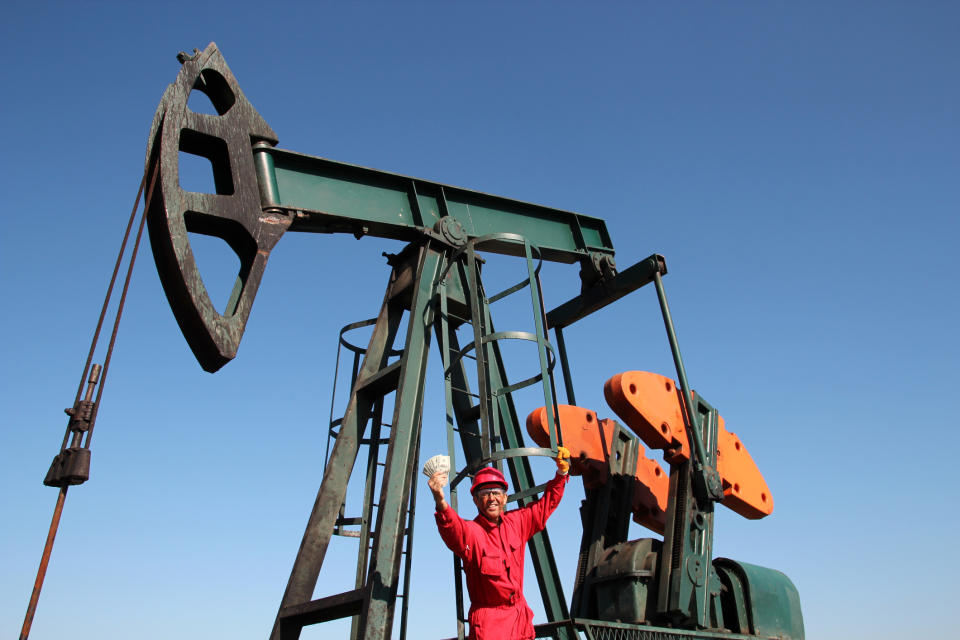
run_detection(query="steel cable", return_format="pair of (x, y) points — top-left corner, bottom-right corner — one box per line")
(20, 156), (159, 640)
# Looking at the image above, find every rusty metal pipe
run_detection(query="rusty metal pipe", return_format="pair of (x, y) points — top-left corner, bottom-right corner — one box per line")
(20, 486), (68, 640)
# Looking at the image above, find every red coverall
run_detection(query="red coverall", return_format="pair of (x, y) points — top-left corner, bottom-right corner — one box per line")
(435, 472), (568, 640)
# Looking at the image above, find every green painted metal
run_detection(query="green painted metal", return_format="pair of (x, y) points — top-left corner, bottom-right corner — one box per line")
(657, 400), (720, 629)
(647, 268), (725, 628)
(653, 272), (723, 503)
(552, 327), (577, 406)
(147, 43), (618, 374)
(434, 236), (572, 639)
(436, 273), (466, 640)
(546, 254), (667, 331)
(396, 466), (419, 640)
(546, 255), (670, 417)
(563, 617), (780, 640)
(436, 287), (468, 640)
(252, 141), (282, 209)
(570, 422), (639, 621)
(146, 43), (804, 640)
(264, 147), (614, 265)
(713, 560), (805, 640)
(362, 245), (445, 640)
(591, 538), (660, 624)
(465, 247), (494, 460)
(348, 396), (384, 640)
(489, 339), (571, 639)
(524, 241), (559, 452)
(270, 245), (428, 640)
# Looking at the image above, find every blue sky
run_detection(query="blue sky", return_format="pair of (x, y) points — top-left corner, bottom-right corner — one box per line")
(2, 3), (958, 639)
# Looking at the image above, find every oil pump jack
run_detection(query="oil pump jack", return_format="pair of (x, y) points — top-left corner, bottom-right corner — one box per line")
(118, 43), (802, 640)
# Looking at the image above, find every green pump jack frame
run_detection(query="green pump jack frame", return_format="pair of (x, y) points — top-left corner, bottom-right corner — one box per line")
(275, 234), (578, 640)
(144, 43), (630, 640)
(141, 43), (801, 640)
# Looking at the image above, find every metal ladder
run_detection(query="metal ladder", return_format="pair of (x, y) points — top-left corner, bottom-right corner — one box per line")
(324, 318), (420, 640)
(270, 241), (444, 640)
(434, 233), (573, 640)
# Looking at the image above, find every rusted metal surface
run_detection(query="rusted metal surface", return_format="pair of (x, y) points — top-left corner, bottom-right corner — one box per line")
(19, 487), (68, 640)
(270, 244), (437, 640)
(44, 365), (99, 487)
(145, 43), (290, 372)
(125, 43), (804, 640)
(26, 154), (159, 638)
(146, 44), (624, 374)
(361, 245), (443, 640)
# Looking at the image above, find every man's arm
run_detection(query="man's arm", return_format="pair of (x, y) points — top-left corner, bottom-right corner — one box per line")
(517, 447), (571, 538)
(430, 472), (475, 561)
(429, 471), (449, 511)
(523, 472), (568, 535)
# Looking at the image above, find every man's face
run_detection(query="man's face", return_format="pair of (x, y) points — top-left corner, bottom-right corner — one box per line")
(473, 484), (507, 522)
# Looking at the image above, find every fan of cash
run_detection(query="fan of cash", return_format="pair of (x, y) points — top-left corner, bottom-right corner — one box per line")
(421, 454), (450, 478)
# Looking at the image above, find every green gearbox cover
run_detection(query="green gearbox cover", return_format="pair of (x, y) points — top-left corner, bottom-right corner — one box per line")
(714, 558), (804, 640)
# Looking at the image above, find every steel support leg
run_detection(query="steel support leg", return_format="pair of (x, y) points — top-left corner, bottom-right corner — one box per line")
(359, 245), (445, 640)
(270, 244), (431, 640)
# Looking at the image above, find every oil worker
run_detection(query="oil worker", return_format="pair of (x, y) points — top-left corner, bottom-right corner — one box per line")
(427, 446), (571, 640)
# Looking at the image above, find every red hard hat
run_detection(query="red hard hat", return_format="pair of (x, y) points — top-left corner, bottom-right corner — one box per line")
(470, 467), (508, 495)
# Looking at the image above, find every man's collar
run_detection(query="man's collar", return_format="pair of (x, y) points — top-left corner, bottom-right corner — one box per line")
(474, 513), (501, 529)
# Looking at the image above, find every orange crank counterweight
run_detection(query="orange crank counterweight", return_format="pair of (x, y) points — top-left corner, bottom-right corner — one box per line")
(526, 405), (669, 534)
(527, 370), (773, 532)
(605, 371), (773, 519)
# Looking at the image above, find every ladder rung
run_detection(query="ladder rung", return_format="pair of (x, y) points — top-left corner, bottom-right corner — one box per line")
(355, 360), (402, 395)
(278, 588), (366, 628)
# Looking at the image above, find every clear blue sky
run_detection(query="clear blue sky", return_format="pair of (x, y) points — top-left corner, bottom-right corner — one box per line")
(2, 3), (957, 639)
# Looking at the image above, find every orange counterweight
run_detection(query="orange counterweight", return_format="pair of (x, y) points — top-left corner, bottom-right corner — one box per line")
(604, 370), (773, 520)
(526, 405), (669, 534)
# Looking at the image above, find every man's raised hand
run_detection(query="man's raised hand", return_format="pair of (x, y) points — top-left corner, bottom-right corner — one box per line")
(555, 446), (571, 475)
(428, 471), (449, 511)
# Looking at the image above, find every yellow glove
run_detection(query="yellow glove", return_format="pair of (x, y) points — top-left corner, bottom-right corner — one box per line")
(555, 446), (571, 475)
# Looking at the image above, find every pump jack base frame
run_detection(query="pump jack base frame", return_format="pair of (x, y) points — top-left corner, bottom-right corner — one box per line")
(531, 619), (783, 640)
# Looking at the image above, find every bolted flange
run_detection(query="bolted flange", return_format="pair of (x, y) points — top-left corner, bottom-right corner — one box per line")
(433, 216), (468, 248)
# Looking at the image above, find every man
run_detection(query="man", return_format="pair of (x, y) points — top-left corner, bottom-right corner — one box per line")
(428, 447), (571, 640)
